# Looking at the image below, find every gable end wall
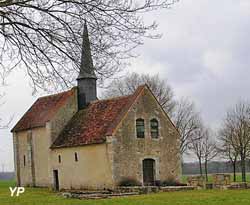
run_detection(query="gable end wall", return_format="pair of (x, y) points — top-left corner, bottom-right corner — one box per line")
(13, 88), (78, 188)
(112, 87), (181, 185)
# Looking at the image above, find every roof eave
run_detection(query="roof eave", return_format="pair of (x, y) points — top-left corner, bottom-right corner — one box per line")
(11, 124), (46, 133)
(50, 140), (106, 150)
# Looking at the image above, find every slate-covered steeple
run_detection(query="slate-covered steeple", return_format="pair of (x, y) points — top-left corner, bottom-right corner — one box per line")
(77, 21), (97, 110)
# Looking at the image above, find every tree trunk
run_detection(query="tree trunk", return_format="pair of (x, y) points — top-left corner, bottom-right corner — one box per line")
(205, 160), (208, 182)
(180, 157), (184, 177)
(233, 161), (236, 182)
(199, 158), (203, 176)
(241, 155), (246, 182)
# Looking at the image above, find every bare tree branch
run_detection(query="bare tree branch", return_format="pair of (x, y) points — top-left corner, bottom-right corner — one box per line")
(102, 72), (176, 115)
(202, 129), (217, 181)
(0, 0), (178, 93)
(218, 126), (239, 182)
(189, 122), (205, 177)
(0, 91), (13, 129)
(173, 97), (200, 156)
(220, 101), (250, 182)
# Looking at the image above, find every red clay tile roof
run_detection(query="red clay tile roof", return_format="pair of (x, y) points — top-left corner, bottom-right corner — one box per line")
(51, 85), (145, 148)
(11, 88), (75, 132)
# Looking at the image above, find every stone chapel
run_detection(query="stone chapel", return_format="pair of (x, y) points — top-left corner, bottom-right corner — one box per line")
(12, 22), (181, 190)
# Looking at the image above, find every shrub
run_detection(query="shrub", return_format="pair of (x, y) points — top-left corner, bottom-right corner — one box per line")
(160, 179), (187, 187)
(118, 178), (141, 186)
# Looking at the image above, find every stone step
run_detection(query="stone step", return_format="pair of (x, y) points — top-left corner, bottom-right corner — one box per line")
(62, 191), (140, 200)
(109, 192), (140, 197)
(160, 186), (196, 192)
(64, 190), (112, 195)
(227, 183), (250, 189)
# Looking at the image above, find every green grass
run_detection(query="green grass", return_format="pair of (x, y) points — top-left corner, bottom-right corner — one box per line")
(1, 180), (250, 205)
(182, 173), (250, 183)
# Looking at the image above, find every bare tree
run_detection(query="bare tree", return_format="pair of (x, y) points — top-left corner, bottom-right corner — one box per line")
(190, 125), (217, 180)
(203, 129), (217, 182)
(223, 102), (250, 182)
(173, 97), (200, 156)
(104, 74), (201, 157)
(0, 0), (177, 93)
(102, 72), (176, 115)
(218, 126), (239, 182)
(189, 123), (205, 176)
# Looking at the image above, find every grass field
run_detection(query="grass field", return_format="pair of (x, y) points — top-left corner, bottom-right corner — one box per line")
(182, 173), (250, 183)
(1, 180), (250, 205)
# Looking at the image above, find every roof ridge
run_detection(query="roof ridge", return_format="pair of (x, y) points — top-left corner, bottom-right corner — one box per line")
(91, 94), (133, 104)
(91, 84), (147, 104)
(38, 87), (75, 99)
(105, 84), (146, 136)
(50, 84), (146, 148)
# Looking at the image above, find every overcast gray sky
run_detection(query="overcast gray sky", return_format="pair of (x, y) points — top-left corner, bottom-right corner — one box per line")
(1, 0), (250, 171)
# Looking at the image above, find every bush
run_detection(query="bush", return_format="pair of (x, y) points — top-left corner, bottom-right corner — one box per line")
(118, 178), (141, 186)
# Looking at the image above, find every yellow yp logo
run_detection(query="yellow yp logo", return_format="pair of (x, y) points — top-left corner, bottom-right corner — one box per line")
(9, 187), (25, 197)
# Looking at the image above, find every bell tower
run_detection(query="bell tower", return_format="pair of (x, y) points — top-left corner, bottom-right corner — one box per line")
(77, 22), (97, 109)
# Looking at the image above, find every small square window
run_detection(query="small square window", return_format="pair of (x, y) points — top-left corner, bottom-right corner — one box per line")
(74, 152), (78, 162)
(23, 155), (26, 166)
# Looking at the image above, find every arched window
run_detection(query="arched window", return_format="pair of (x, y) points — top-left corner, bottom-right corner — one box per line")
(136, 118), (145, 138)
(74, 152), (78, 162)
(58, 155), (61, 163)
(150, 119), (159, 138)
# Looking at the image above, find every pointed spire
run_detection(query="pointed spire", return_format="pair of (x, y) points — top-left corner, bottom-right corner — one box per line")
(77, 21), (97, 109)
(77, 21), (97, 80)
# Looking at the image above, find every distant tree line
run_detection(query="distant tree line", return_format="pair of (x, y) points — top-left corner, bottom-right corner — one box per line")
(182, 161), (250, 176)
(0, 172), (14, 180)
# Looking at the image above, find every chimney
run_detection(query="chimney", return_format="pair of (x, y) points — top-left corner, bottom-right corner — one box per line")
(77, 21), (97, 110)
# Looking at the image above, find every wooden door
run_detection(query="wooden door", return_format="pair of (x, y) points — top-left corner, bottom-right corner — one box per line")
(53, 170), (59, 191)
(143, 159), (155, 186)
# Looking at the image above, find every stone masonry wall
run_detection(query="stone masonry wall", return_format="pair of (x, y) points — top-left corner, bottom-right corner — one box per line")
(14, 88), (78, 188)
(13, 132), (21, 186)
(50, 87), (78, 145)
(112, 87), (181, 186)
(14, 130), (33, 186)
(14, 128), (51, 187)
(47, 88), (78, 187)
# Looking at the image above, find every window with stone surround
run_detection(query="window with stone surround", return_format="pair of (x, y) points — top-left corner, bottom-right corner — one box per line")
(136, 118), (145, 138)
(150, 119), (159, 138)
(58, 155), (61, 163)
